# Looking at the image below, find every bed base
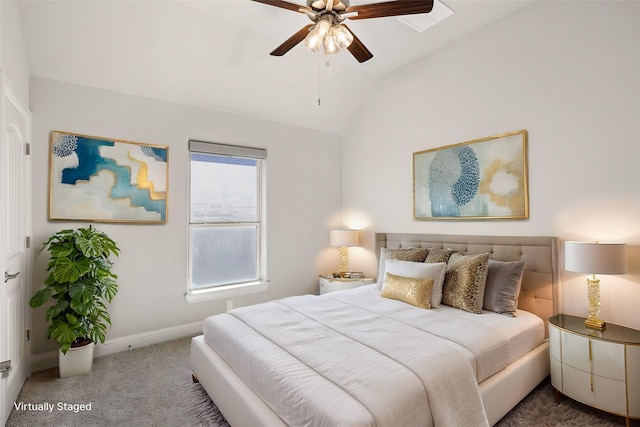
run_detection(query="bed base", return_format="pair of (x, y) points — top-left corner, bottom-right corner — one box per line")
(191, 335), (549, 426)
(191, 335), (285, 427)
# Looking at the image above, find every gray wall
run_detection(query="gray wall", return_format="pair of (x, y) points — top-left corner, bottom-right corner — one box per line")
(341, 1), (640, 329)
(29, 77), (343, 360)
(0, 0), (30, 106)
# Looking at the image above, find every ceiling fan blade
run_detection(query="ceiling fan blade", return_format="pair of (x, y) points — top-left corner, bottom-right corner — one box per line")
(270, 24), (314, 56)
(346, 0), (434, 20)
(251, 0), (311, 14)
(343, 25), (373, 63)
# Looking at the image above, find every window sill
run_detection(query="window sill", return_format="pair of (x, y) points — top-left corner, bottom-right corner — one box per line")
(185, 280), (269, 303)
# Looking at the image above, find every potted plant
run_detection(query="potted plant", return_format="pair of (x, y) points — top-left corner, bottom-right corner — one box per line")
(29, 225), (120, 378)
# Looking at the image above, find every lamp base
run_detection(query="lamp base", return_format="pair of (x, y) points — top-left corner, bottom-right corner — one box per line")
(585, 317), (606, 330)
(337, 245), (349, 276)
(585, 277), (605, 330)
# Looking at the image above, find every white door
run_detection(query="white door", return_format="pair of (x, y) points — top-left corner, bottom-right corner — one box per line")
(0, 74), (31, 426)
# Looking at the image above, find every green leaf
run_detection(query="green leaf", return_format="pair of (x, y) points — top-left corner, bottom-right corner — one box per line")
(45, 300), (69, 322)
(103, 281), (118, 303)
(50, 323), (78, 354)
(69, 282), (96, 304)
(65, 313), (78, 325)
(99, 309), (111, 326)
(59, 342), (71, 355)
(70, 296), (90, 316)
(91, 327), (106, 345)
(76, 234), (103, 258)
(52, 256), (90, 283)
(50, 245), (73, 259)
(29, 288), (51, 308)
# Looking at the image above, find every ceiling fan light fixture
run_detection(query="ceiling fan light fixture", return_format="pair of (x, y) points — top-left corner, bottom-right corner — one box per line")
(323, 33), (339, 55)
(314, 19), (332, 38)
(303, 30), (323, 52)
(331, 24), (353, 49)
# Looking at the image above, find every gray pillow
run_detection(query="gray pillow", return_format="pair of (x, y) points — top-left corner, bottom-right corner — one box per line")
(483, 259), (525, 317)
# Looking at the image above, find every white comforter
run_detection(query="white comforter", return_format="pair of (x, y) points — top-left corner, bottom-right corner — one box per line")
(203, 285), (543, 427)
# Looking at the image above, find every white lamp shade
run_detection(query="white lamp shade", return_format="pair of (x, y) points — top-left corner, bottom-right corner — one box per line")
(565, 241), (627, 275)
(329, 230), (359, 247)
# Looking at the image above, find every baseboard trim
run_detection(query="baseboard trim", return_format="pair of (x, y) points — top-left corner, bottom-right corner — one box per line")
(30, 321), (204, 373)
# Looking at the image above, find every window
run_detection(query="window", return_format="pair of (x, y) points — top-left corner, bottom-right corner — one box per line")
(186, 140), (267, 302)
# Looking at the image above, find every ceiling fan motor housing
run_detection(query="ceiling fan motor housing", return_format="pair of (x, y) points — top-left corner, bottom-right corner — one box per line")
(308, 1), (350, 13)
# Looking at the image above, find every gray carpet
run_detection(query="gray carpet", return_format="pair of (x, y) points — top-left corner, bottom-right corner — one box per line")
(7, 336), (632, 426)
(496, 379), (628, 427)
(7, 336), (229, 427)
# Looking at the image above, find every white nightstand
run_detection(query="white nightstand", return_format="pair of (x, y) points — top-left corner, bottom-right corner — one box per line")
(318, 275), (374, 295)
(549, 314), (640, 427)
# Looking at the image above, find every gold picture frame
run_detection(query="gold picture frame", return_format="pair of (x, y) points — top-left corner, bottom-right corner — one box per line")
(49, 131), (169, 223)
(413, 129), (528, 220)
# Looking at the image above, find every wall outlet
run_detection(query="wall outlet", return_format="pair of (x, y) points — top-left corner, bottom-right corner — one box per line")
(226, 300), (233, 311)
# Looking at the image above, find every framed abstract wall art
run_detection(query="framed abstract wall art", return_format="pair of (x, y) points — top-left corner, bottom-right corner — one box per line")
(413, 129), (528, 220)
(49, 131), (169, 223)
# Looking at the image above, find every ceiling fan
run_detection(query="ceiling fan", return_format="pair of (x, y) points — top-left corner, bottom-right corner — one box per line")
(251, 0), (434, 63)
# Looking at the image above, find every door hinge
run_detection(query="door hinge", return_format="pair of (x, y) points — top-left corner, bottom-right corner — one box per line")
(26, 329), (30, 341)
(26, 235), (31, 248)
(25, 143), (30, 156)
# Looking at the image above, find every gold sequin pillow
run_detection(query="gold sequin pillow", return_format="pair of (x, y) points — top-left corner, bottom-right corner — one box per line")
(376, 247), (430, 289)
(425, 248), (457, 263)
(442, 252), (490, 314)
(381, 273), (434, 309)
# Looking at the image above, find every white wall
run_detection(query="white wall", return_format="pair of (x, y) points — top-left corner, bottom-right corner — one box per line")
(0, 0), (30, 106)
(29, 77), (343, 357)
(341, 1), (640, 329)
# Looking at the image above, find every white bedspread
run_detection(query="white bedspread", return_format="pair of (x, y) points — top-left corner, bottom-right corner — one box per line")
(203, 285), (543, 427)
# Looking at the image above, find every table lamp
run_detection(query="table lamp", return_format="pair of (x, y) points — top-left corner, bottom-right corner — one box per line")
(330, 230), (359, 277)
(565, 241), (627, 330)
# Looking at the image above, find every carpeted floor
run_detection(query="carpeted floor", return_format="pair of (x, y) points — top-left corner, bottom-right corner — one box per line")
(7, 336), (632, 426)
(7, 336), (229, 427)
(495, 378), (628, 427)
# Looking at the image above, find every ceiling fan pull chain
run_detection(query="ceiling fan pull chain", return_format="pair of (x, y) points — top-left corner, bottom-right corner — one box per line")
(317, 58), (322, 106)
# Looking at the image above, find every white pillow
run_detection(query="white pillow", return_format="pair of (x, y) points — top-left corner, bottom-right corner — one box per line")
(384, 259), (447, 307)
(376, 247), (429, 289)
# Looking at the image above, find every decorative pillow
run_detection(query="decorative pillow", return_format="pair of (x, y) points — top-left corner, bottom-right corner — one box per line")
(381, 273), (434, 309)
(483, 259), (525, 317)
(442, 252), (490, 314)
(376, 247), (429, 289)
(425, 248), (457, 263)
(385, 259), (447, 307)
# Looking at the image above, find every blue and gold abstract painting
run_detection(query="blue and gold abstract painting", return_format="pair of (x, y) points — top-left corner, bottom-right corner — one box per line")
(413, 130), (528, 220)
(49, 131), (168, 223)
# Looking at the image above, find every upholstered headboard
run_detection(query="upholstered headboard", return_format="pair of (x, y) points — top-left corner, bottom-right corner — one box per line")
(375, 233), (559, 337)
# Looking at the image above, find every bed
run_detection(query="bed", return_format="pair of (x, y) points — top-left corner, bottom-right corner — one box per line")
(191, 233), (559, 426)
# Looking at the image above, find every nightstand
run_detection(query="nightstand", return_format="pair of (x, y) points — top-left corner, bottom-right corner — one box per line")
(318, 275), (374, 295)
(549, 314), (640, 427)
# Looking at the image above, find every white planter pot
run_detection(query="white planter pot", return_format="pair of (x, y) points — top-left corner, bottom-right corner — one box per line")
(58, 342), (94, 379)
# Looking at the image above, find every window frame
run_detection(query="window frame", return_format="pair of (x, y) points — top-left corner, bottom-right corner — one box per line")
(185, 140), (268, 303)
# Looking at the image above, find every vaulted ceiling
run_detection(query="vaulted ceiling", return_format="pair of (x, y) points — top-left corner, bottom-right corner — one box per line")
(18, 0), (534, 134)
